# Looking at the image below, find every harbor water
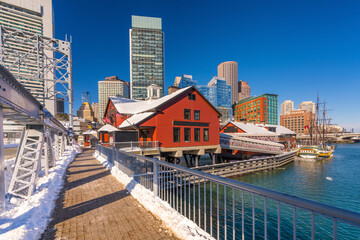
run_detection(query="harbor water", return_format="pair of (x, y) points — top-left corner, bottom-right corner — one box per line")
(232, 143), (360, 239)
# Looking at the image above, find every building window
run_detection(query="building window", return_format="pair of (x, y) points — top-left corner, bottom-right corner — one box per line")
(184, 109), (191, 120)
(203, 128), (209, 142)
(194, 128), (200, 142)
(184, 128), (191, 142)
(173, 128), (180, 142)
(188, 93), (196, 100)
(194, 110), (200, 120)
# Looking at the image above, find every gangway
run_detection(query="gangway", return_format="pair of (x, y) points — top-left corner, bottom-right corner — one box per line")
(0, 65), (70, 204)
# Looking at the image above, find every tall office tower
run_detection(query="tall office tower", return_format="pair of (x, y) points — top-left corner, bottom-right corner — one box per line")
(281, 100), (294, 115)
(238, 80), (251, 100)
(98, 76), (129, 122)
(82, 91), (91, 103)
(130, 15), (164, 100)
(0, 0), (56, 113)
(299, 101), (315, 113)
(218, 61), (238, 104)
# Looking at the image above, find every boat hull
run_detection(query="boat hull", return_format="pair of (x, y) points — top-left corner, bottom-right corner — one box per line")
(297, 147), (319, 159)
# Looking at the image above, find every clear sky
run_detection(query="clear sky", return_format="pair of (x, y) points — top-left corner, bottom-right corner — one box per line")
(53, 0), (360, 131)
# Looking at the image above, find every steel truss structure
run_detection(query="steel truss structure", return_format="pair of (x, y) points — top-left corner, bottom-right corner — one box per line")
(0, 25), (73, 127)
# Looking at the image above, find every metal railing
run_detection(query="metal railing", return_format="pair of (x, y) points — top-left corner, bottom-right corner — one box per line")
(114, 141), (159, 151)
(95, 144), (360, 240)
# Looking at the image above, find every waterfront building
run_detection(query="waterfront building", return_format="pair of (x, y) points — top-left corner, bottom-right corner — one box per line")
(103, 86), (221, 159)
(0, 0), (56, 113)
(258, 124), (296, 148)
(220, 121), (284, 159)
(77, 102), (95, 122)
(233, 94), (278, 125)
(218, 61), (238, 104)
(130, 15), (164, 100)
(238, 80), (251, 100)
(281, 100), (294, 115)
(98, 76), (129, 122)
(280, 109), (315, 135)
(299, 101), (315, 113)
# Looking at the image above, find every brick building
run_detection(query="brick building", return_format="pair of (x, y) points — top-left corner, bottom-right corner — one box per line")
(233, 94), (278, 125)
(280, 109), (315, 135)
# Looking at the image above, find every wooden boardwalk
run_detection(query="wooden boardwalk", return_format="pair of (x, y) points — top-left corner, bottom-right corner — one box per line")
(41, 148), (177, 240)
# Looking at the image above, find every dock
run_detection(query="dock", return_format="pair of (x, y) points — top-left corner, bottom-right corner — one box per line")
(192, 151), (296, 177)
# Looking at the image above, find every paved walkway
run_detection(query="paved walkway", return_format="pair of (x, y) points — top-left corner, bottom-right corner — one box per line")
(41, 148), (177, 240)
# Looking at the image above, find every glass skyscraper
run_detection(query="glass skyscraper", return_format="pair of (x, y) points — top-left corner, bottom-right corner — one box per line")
(173, 75), (232, 121)
(130, 15), (164, 100)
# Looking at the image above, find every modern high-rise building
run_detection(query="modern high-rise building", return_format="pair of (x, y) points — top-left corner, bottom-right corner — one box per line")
(218, 61), (238, 104)
(0, 0), (56, 113)
(233, 94), (278, 125)
(238, 80), (251, 100)
(130, 15), (164, 100)
(299, 101), (315, 113)
(281, 100), (294, 115)
(98, 76), (129, 122)
(171, 75), (232, 122)
(173, 74), (197, 88)
(81, 91), (91, 103)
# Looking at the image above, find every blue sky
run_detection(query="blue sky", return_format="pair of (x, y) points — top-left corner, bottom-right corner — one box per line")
(53, 0), (360, 131)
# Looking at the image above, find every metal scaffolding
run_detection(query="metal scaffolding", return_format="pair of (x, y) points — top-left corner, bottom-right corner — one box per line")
(0, 25), (73, 127)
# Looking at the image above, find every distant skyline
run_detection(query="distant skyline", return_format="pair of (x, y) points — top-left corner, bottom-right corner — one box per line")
(53, 0), (360, 131)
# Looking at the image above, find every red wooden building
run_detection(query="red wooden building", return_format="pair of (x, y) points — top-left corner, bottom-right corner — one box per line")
(103, 85), (221, 162)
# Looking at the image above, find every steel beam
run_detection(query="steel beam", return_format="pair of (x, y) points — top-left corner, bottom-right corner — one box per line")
(0, 106), (5, 208)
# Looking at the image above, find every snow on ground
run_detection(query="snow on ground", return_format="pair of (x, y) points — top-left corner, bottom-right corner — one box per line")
(94, 151), (214, 240)
(0, 143), (81, 240)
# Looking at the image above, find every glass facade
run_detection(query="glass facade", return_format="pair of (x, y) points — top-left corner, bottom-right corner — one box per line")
(266, 94), (278, 125)
(174, 75), (232, 121)
(198, 77), (232, 122)
(178, 75), (197, 88)
(130, 15), (164, 100)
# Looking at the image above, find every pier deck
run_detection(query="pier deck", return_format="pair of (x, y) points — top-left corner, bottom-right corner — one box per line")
(41, 148), (177, 240)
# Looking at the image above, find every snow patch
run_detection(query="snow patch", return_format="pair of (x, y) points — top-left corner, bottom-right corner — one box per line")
(0, 143), (82, 240)
(94, 151), (214, 240)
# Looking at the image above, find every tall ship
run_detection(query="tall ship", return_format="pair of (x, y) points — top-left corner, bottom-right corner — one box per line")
(297, 96), (335, 159)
